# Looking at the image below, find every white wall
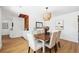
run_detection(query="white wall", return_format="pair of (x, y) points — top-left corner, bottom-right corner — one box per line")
(1, 8), (14, 35)
(10, 17), (24, 38)
(28, 7), (52, 31)
(1, 8), (24, 38)
(0, 8), (2, 48)
(50, 11), (79, 43)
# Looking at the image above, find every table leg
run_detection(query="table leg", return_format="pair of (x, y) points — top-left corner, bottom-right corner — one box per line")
(42, 41), (45, 53)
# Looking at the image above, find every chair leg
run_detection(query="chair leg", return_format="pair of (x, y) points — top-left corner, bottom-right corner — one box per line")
(28, 47), (30, 53)
(41, 48), (42, 52)
(58, 42), (61, 48)
(54, 44), (57, 53)
(34, 51), (36, 53)
(49, 49), (51, 53)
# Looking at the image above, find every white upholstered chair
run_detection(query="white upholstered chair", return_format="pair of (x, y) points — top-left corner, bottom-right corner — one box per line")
(55, 31), (61, 48)
(45, 30), (61, 53)
(45, 31), (57, 52)
(26, 31), (43, 53)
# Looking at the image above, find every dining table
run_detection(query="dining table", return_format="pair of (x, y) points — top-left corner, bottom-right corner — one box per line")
(34, 33), (51, 53)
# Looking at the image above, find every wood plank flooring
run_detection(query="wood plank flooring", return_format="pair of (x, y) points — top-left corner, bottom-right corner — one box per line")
(0, 35), (79, 53)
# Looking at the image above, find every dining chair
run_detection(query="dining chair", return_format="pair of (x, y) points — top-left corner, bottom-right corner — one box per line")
(26, 31), (43, 53)
(45, 31), (58, 53)
(55, 31), (61, 48)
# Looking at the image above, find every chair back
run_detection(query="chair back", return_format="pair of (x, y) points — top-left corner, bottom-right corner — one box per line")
(49, 31), (58, 46)
(26, 31), (36, 50)
(56, 31), (61, 43)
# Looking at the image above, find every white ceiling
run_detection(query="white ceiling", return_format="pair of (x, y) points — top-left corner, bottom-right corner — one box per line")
(1, 6), (79, 16)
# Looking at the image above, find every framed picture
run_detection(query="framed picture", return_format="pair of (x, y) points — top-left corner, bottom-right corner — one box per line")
(36, 22), (43, 29)
(55, 20), (64, 30)
(2, 23), (8, 29)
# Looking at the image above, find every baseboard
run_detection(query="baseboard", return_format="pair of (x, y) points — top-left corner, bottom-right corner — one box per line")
(61, 38), (78, 43)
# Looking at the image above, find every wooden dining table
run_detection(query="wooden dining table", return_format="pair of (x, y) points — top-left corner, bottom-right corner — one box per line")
(34, 33), (51, 53)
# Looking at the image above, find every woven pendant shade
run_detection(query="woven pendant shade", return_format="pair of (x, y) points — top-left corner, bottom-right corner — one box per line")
(43, 7), (51, 21)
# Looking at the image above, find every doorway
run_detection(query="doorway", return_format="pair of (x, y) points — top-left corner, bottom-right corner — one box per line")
(19, 14), (29, 31)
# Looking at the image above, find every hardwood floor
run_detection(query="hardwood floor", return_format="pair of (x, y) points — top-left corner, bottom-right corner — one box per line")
(0, 35), (28, 53)
(0, 35), (79, 53)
